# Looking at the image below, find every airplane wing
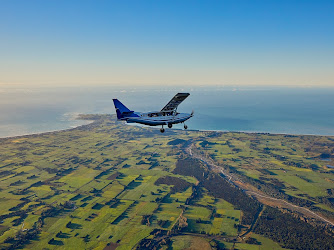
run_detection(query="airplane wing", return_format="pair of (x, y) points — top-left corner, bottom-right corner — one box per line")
(161, 93), (190, 112)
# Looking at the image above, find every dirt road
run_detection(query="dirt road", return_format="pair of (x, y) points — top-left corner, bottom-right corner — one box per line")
(185, 142), (334, 227)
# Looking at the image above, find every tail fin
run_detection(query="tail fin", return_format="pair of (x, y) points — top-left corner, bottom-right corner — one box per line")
(113, 99), (133, 120)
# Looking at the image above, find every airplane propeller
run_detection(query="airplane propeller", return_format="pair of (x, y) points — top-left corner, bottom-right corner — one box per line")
(191, 110), (194, 117)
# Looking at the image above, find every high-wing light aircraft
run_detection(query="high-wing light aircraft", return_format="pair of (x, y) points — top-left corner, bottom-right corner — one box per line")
(113, 93), (193, 133)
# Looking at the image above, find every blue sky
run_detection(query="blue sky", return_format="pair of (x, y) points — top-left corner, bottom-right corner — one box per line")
(1, 0), (333, 86)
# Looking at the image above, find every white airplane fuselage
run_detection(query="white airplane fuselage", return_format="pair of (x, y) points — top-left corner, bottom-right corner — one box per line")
(125, 111), (192, 126)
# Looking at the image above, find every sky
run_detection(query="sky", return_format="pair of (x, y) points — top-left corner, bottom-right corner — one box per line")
(0, 0), (334, 87)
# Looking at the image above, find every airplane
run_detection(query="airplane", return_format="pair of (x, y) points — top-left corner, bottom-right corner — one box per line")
(113, 93), (193, 133)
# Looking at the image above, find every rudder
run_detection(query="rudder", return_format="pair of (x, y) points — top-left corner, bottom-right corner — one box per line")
(113, 99), (131, 120)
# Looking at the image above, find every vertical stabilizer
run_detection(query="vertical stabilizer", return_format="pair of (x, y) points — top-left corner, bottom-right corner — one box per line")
(113, 99), (135, 120)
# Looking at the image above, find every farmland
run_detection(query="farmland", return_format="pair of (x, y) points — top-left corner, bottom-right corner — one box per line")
(193, 132), (334, 217)
(0, 115), (334, 249)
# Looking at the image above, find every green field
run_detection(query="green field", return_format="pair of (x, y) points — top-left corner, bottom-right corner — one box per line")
(0, 115), (333, 249)
(196, 132), (334, 213)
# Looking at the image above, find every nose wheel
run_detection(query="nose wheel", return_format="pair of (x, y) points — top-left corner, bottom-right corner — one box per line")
(184, 124), (188, 130)
(160, 126), (165, 133)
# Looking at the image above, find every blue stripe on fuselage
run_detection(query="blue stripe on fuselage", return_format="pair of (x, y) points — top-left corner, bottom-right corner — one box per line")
(126, 113), (191, 126)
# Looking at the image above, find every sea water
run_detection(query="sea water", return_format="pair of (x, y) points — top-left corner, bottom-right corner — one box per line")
(1, 85), (334, 137)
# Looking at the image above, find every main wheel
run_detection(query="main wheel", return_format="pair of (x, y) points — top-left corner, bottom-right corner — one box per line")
(184, 124), (188, 129)
(168, 123), (173, 128)
(160, 128), (165, 133)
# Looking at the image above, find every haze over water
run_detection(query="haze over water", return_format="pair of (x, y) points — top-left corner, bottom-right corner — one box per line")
(1, 85), (334, 138)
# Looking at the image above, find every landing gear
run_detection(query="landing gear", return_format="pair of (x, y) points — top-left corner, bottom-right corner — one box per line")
(160, 126), (165, 133)
(168, 123), (173, 128)
(184, 124), (188, 130)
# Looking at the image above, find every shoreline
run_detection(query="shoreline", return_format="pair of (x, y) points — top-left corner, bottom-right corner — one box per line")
(1, 115), (334, 140)
(129, 123), (334, 138)
(190, 128), (334, 137)
(0, 119), (95, 140)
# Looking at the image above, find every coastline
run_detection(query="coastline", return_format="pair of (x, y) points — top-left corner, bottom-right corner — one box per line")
(1, 114), (334, 140)
(192, 128), (334, 137)
(0, 118), (95, 140)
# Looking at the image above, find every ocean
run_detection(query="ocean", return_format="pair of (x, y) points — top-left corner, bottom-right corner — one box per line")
(1, 85), (334, 138)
